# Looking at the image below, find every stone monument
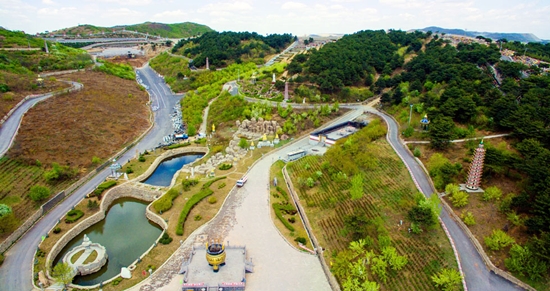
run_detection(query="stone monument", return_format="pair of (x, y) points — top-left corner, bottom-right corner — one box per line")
(63, 234), (108, 276)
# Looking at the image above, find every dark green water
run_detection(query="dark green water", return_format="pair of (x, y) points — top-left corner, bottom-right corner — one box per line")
(143, 154), (203, 187)
(54, 198), (162, 286)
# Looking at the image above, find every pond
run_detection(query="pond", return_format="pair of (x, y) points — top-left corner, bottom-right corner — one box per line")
(142, 154), (203, 187)
(54, 198), (162, 286)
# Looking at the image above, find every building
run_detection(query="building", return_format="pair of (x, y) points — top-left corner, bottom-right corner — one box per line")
(309, 121), (367, 147)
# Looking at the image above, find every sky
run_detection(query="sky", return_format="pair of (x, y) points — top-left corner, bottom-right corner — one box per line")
(1, 0), (549, 39)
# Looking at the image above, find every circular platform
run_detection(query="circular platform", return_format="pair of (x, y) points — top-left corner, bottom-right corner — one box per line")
(63, 234), (108, 276)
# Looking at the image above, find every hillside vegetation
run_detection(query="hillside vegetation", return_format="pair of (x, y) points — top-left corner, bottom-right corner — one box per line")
(288, 120), (459, 290)
(0, 28), (44, 48)
(50, 22), (213, 39)
(172, 31), (294, 67)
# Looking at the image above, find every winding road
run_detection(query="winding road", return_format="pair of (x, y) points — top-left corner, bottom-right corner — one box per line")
(0, 66), (525, 290)
(0, 64), (183, 291)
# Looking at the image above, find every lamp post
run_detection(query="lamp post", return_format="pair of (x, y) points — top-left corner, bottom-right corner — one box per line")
(408, 104), (414, 126)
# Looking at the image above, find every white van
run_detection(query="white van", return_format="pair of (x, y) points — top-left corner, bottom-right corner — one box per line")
(236, 176), (248, 187)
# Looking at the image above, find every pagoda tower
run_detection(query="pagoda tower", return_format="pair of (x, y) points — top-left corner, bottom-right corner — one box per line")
(465, 140), (486, 190)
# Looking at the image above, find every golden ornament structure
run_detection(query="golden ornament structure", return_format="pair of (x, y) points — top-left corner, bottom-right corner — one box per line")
(205, 242), (226, 272)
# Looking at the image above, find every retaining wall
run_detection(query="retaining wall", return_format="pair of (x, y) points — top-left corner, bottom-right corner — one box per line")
(0, 209), (43, 253)
(135, 147), (208, 183)
(282, 167), (341, 291)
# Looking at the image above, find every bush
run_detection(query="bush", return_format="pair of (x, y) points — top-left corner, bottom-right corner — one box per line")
(2, 92), (14, 101)
(218, 182), (226, 189)
(484, 229), (515, 251)
(461, 211), (476, 226)
(53, 227), (61, 234)
(238, 138), (249, 149)
(0, 253), (4, 266)
(403, 126), (414, 137)
(505, 244), (548, 281)
(483, 186), (502, 202)
(294, 237), (307, 245)
(43, 163), (77, 183)
(159, 232), (173, 245)
(506, 211), (523, 226)
(273, 203), (295, 231)
(112, 277), (123, 286)
(288, 217), (296, 223)
(182, 179), (199, 191)
(28, 185), (51, 201)
(91, 156), (101, 164)
(168, 142), (191, 149)
(87, 200), (99, 210)
(413, 147), (421, 157)
(94, 180), (117, 196)
(450, 191), (469, 208)
(218, 163), (233, 170)
(125, 167), (134, 174)
(152, 188), (180, 213)
(431, 268), (462, 291)
(65, 209), (84, 223)
(138, 155), (146, 162)
(208, 196), (217, 204)
(194, 214), (202, 221)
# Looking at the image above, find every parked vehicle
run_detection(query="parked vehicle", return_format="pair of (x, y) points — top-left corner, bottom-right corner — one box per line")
(236, 176), (248, 187)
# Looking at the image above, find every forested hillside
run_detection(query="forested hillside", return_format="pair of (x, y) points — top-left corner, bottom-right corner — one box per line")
(374, 34), (550, 286)
(171, 31), (294, 67)
(291, 30), (428, 93)
(50, 22), (213, 39)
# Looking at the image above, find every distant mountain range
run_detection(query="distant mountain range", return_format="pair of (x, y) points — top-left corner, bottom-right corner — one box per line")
(417, 26), (548, 43)
(48, 22), (213, 39)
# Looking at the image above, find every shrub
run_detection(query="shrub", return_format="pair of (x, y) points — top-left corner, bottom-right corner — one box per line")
(125, 167), (134, 174)
(43, 163), (77, 183)
(194, 215), (202, 221)
(91, 156), (101, 164)
(294, 236), (307, 245)
(450, 191), (469, 208)
(208, 196), (217, 204)
(176, 189), (212, 234)
(218, 183), (226, 189)
(65, 209), (84, 223)
(461, 211), (476, 226)
(431, 268), (462, 291)
(2, 92), (14, 101)
(0, 204), (12, 218)
(138, 155), (146, 162)
(0, 83), (9, 93)
(403, 126), (414, 137)
(152, 188), (180, 213)
(238, 138), (249, 149)
(168, 142), (191, 149)
(218, 163), (233, 170)
(28, 185), (51, 201)
(0, 253), (4, 266)
(182, 179), (199, 191)
(53, 227), (61, 234)
(94, 180), (117, 196)
(484, 229), (515, 251)
(275, 186), (289, 201)
(159, 232), (173, 245)
(288, 217), (296, 223)
(87, 200), (99, 210)
(506, 211), (523, 227)
(272, 203), (295, 231)
(413, 147), (421, 157)
(112, 277), (123, 286)
(483, 186), (502, 202)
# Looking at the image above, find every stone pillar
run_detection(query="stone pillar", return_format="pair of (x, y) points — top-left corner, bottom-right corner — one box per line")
(206, 57), (209, 70)
(465, 140), (486, 190)
(272, 73), (276, 84)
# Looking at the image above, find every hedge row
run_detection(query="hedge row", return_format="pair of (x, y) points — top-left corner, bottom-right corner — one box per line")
(176, 177), (227, 235)
(65, 209), (84, 223)
(276, 186), (289, 201)
(273, 203), (295, 232)
(94, 180), (117, 195)
(168, 142), (190, 149)
(152, 188), (180, 213)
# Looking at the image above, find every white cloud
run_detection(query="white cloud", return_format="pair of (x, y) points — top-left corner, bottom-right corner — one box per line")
(152, 9), (188, 19)
(281, 1), (307, 10)
(101, 8), (143, 18)
(42, 0), (56, 5)
(94, 0), (152, 5)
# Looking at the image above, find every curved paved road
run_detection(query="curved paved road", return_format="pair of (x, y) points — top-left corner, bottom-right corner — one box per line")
(0, 81), (82, 157)
(366, 107), (523, 291)
(0, 65), (182, 291)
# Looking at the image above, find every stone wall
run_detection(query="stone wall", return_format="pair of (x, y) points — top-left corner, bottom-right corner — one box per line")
(0, 209), (43, 253)
(136, 147), (208, 184)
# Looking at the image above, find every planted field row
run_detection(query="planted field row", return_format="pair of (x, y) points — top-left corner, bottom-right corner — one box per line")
(287, 140), (458, 291)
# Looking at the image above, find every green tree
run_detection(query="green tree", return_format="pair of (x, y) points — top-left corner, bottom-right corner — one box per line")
(408, 194), (441, 230)
(0, 204), (18, 234)
(381, 246), (408, 271)
(28, 185), (51, 202)
(505, 244), (548, 281)
(482, 186), (502, 201)
(431, 268), (462, 291)
(238, 138), (249, 149)
(51, 262), (75, 288)
(429, 116), (456, 149)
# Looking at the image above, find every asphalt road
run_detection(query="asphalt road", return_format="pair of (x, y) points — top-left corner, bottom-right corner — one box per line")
(0, 81), (82, 158)
(367, 107), (524, 291)
(0, 65), (182, 291)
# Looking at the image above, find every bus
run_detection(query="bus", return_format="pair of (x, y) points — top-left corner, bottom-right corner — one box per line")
(236, 176), (248, 187)
(287, 149), (306, 161)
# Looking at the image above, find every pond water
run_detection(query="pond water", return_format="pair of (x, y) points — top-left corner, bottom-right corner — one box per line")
(142, 154), (203, 187)
(54, 198), (162, 286)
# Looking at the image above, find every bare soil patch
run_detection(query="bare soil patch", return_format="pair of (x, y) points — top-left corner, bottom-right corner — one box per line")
(7, 70), (150, 169)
